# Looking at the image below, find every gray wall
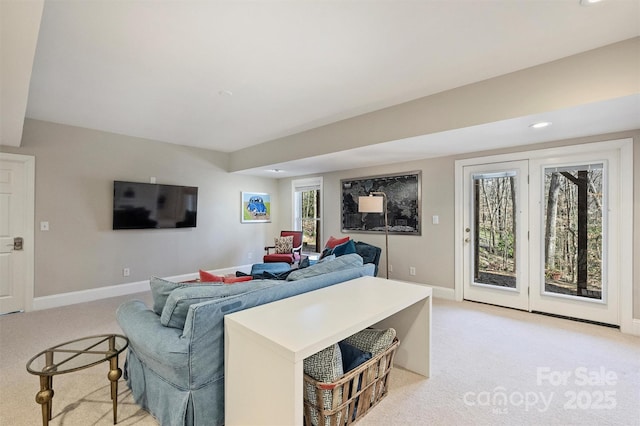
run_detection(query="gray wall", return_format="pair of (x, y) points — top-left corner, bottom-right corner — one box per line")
(277, 159), (455, 289)
(1, 119), (278, 297)
(277, 130), (640, 318)
(1, 119), (637, 321)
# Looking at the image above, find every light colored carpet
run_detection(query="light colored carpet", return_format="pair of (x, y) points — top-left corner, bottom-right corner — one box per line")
(0, 292), (157, 425)
(1, 292), (638, 425)
(360, 300), (640, 426)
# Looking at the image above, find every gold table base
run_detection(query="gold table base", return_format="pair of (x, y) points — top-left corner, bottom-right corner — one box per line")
(27, 334), (128, 426)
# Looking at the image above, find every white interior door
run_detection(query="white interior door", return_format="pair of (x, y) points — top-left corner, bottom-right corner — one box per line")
(529, 149), (620, 325)
(462, 160), (529, 311)
(0, 154), (34, 314)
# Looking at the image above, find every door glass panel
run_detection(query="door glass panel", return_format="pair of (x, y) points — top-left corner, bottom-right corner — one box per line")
(472, 172), (517, 289)
(543, 163), (604, 300)
(301, 189), (321, 253)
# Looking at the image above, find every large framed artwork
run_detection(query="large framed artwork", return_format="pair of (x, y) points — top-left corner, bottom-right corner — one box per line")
(341, 171), (421, 235)
(241, 192), (271, 223)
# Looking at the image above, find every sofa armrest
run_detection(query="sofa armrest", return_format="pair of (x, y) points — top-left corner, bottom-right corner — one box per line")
(116, 300), (188, 365)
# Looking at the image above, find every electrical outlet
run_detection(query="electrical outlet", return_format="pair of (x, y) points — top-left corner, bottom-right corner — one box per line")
(248, 252), (253, 260)
(409, 266), (416, 276)
(389, 264), (393, 272)
(123, 268), (130, 277)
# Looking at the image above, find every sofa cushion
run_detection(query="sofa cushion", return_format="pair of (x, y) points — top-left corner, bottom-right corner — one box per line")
(354, 241), (380, 264)
(150, 277), (190, 315)
(318, 254), (335, 263)
(286, 253), (363, 281)
(344, 327), (396, 356)
(354, 241), (382, 276)
(160, 279), (280, 329)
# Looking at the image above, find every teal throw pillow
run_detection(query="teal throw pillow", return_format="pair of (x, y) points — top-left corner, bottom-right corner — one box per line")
(331, 239), (357, 257)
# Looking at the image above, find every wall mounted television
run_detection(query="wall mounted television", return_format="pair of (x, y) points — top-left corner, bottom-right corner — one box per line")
(113, 181), (198, 230)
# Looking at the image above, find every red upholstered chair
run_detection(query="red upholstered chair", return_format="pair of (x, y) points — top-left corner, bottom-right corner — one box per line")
(264, 231), (303, 264)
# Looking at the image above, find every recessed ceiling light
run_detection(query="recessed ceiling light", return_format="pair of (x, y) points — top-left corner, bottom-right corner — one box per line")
(268, 169), (284, 173)
(529, 121), (552, 129)
(580, 0), (603, 6)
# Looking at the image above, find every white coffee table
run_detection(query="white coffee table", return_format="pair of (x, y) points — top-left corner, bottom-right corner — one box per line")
(224, 276), (432, 425)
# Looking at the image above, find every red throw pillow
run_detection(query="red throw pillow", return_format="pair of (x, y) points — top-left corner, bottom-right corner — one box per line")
(199, 269), (224, 282)
(223, 276), (253, 284)
(325, 235), (350, 249)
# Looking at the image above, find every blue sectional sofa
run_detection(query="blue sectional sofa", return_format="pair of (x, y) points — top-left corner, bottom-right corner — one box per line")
(116, 253), (375, 426)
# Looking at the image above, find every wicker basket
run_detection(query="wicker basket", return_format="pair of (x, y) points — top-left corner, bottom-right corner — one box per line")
(303, 338), (400, 426)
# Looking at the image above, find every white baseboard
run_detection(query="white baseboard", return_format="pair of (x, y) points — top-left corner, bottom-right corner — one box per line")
(620, 318), (640, 337)
(392, 280), (456, 300)
(423, 284), (456, 300)
(31, 264), (254, 311)
(32, 280), (150, 311)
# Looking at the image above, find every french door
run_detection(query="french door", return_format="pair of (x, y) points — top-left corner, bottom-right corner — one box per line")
(461, 147), (621, 326)
(292, 177), (322, 253)
(462, 161), (529, 311)
(529, 150), (620, 325)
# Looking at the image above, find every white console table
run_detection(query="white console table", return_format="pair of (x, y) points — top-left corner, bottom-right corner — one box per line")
(224, 276), (432, 426)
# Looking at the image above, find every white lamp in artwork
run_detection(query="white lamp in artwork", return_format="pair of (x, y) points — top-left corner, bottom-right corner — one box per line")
(358, 192), (389, 279)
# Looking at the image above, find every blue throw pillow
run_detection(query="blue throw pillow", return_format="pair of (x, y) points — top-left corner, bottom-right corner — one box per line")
(338, 340), (372, 372)
(331, 239), (357, 257)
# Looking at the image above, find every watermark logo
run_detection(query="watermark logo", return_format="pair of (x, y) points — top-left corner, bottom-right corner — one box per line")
(537, 367), (617, 410)
(463, 388), (553, 413)
(463, 367), (618, 414)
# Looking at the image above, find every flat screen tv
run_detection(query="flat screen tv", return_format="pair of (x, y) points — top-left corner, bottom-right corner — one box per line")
(113, 181), (198, 229)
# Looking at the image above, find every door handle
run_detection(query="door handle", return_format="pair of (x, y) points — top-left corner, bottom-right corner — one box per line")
(14, 237), (23, 251)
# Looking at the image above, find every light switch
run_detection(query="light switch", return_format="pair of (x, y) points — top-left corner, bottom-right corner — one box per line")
(40, 221), (49, 231)
(432, 215), (439, 225)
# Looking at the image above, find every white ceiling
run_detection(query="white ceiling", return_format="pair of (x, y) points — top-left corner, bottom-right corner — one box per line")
(24, 0), (640, 176)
